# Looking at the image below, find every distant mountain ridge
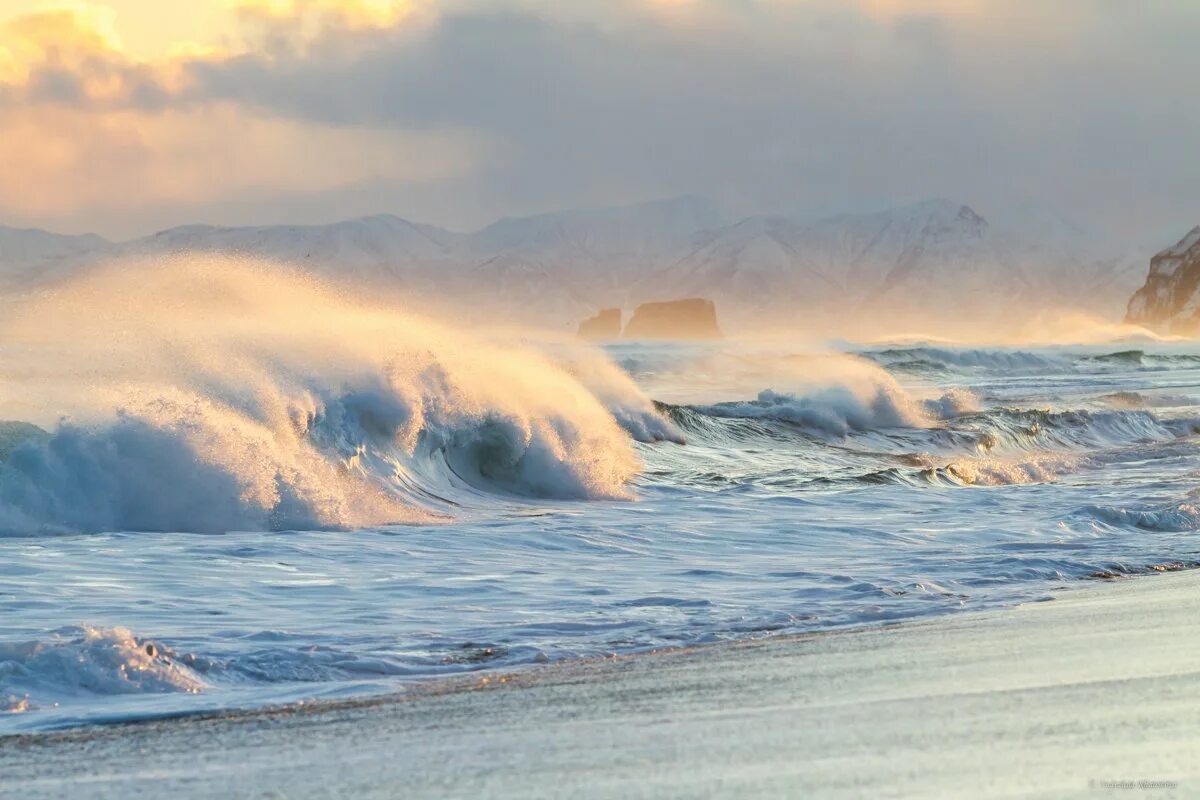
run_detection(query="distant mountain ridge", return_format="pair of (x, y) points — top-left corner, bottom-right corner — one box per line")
(0, 197), (1152, 332)
(637, 200), (993, 316)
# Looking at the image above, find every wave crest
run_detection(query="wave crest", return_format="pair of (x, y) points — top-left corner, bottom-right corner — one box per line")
(0, 257), (675, 535)
(696, 386), (922, 438)
(0, 626), (206, 713)
(1077, 503), (1200, 532)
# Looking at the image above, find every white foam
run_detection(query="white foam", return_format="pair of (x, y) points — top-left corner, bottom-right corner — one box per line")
(1081, 503), (1200, 532)
(923, 388), (981, 419)
(0, 256), (675, 535)
(0, 626), (206, 713)
(868, 347), (1063, 371)
(698, 385), (924, 438)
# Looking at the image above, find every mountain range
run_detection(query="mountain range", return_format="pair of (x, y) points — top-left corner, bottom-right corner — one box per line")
(0, 197), (1152, 333)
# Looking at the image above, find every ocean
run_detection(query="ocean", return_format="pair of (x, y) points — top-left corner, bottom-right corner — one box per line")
(3, 261), (1199, 732)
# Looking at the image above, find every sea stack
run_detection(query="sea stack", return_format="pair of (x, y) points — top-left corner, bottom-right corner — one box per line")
(622, 298), (722, 340)
(577, 308), (622, 341)
(1126, 226), (1200, 333)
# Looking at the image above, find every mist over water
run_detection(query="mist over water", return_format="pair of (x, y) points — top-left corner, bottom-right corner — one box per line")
(0, 257), (675, 535)
(4, 257), (1200, 731)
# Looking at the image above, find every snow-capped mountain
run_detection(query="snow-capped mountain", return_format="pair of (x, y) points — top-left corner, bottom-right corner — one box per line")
(0, 197), (1151, 332)
(636, 200), (994, 317)
(473, 195), (722, 260)
(125, 215), (468, 288)
(468, 195), (724, 307)
(633, 199), (1146, 329)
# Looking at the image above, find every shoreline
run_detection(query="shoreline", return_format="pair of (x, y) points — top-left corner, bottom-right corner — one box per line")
(8, 560), (1195, 741)
(5, 569), (1200, 797)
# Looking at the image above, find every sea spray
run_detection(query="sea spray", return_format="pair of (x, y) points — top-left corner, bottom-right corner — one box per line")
(0, 256), (675, 535)
(6, 329), (1200, 730)
(0, 626), (207, 709)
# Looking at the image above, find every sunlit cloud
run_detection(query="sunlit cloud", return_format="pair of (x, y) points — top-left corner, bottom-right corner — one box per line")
(0, 103), (487, 217)
(0, 2), (180, 105)
(0, 0), (477, 234)
(232, 0), (421, 29)
(0, 2), (123, 81)
(0, 0), (1196, 243)
(0, 0), (431, 105)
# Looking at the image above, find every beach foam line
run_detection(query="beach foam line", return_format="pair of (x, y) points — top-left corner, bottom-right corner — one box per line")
(3, 568), (1200, 798)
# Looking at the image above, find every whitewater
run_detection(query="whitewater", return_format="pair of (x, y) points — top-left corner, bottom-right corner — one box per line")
(4, 257), (1200, 731)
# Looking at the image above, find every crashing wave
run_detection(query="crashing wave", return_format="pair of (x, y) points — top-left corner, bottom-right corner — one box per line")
(965, 408), (1188, 453)
(680, 381), (977, 440)
(1078, 351), (1200, 371)
(0, 257), (678, 536)
(1078, 502), (1200, 532)
(863, 347), (1064, 372)
(921, 388), (981, 419)
(1097, 391), (1197, 410)
(0, 626), (207, 713)
(695, 387), (922, 438)
(924, 453), (1080, 486)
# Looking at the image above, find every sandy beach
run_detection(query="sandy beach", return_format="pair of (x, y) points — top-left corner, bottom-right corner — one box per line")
(4, 569), (1197, 799)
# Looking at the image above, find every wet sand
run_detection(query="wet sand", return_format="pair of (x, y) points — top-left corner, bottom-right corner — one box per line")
(4, 570), (1198, 799)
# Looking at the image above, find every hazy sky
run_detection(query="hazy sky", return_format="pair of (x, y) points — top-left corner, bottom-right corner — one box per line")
(0, 0), (1196, 243)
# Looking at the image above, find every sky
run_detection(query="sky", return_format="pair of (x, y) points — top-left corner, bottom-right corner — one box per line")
(0, 0), (1196, 243)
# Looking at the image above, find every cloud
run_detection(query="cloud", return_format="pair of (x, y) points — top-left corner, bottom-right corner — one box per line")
(0, 102), (486, 214)
(0, 0), (1198, 243)
(233, 0), (420, 29)
(0, 3), (180, 108)
(0, 1), (489, 235)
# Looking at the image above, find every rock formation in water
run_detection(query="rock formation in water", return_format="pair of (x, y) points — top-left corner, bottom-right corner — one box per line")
(622, 298), (722, 340)
(577, 308), (622, 340)
(1126, 226), (1200, 333)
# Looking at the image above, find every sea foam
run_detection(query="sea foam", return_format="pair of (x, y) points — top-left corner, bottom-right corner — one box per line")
(0, 257), (675, 535)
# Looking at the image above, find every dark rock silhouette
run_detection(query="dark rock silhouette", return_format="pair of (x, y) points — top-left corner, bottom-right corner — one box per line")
(1126, 226), (1200, 333)
(577, 308), (622, 340)
(623, 298), (722, 340)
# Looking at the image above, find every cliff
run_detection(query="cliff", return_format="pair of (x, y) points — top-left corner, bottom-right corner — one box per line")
(622, 298), (722, 340)
(1126, 227), (1200, 333)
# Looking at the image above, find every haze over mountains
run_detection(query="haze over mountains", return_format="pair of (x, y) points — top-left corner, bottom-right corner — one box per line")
(0, 197), (1153, 334)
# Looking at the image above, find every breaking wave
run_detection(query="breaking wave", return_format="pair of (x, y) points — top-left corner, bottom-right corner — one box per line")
(852, 453), (1081, 488)
(863, 347), (1064, 372)
(863, 346), (1200, 377)
(0, 626), (206, 715)
(1097, 391), (1197, 409)
(1077, 502), (1200, 533)
(1078, 350), (1200, 371)
(965, 408), (1189, 453)
(0, 258), (678, 536)
(694, 387), (922, 438)
(652, 347), (981, 441)
(664, 382), (1187, 454)
(657, 378), (1194, 491)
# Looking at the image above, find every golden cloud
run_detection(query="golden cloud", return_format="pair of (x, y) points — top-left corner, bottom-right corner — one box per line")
(232, 0), (421, 30)
(0, 1), (480, 226)
(0, 103), (488, 218)
(0, 3), (123, 81)
(0, 0), (427, 101)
